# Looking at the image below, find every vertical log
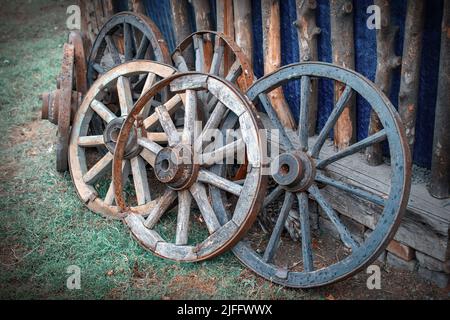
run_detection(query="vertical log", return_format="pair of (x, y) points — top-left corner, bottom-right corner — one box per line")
(294, 0), (321, 136)
(261, 0), (296, 129)
(330, 0), (356, 150)
(430, 0), (450, 199)
(78, 0), (92, 50)
(216, 0), (235, 74)
(170, 0), (194, 67)
(233, 0), (253, 67)
(190, 0), (214, 70)
(398, 0), (425, 155)
(129, 0), (146, 14)
(366, 0), (402, 165)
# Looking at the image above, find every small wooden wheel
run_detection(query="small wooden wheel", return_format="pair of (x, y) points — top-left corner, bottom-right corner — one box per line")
(113, 73), (267, 262)
(212, 62), (412, 288)
(69, 61), (177, 219)
(87, 12), (171, 86)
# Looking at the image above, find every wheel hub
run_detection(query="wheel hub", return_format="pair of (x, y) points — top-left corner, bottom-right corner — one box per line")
(103, 117), (141, 159)
(154, 145), (198, 190)
(271, 151), (316, 192)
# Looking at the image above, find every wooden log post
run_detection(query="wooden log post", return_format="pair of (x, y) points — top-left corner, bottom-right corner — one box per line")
(170, 0), (194, 67)
(430, 0), (450, 199)
(129, 0), (146, 14)
(330, 0), (356, 150)
(190, 0), (214, 71)
(261, 0), (296, 129)
(233, 0), (253, 67)
(294, 0), (321, 136)
(366, 0), (401, 165)
(398, 0), (425, 155)
(216, 0), (235, 74)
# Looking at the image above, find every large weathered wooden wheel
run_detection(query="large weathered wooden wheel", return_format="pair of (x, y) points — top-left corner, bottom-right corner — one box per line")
(87, 12), (171, 86)
(69, 61), (177, 219)
(113, 72), (267, 262)
(212, 62), (412, 288)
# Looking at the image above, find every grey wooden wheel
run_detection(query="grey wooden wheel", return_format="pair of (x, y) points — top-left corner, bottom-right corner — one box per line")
(69, 61), (177, 219)
(113, 72), (267, 262)
(211, 62), (412, 288)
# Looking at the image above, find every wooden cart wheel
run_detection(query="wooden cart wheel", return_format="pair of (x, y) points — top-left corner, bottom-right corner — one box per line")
(113, 72), (267, 262)
(211, 62), (412, 288)
(87, 12), (171, 86)
(172, 31), (254, 117)
(69, 61), (177, 219)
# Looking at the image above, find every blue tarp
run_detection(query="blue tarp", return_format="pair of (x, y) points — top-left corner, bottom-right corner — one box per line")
(118, 0), (444, 169)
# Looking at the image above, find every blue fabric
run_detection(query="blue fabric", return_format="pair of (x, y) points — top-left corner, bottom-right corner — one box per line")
(134, 0), (443, 168)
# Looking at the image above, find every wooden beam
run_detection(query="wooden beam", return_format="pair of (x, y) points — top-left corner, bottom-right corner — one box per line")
(366, 0), (401, 166)
(261, 0), (296, 130)
(430, 0), (450, 199)
(398, 0), (425, 155)
(170, 0), (194, 67)
(233, 0), (253, 67)
(295, 0), (320, 136)
(190, 0), (213, 71)
(129, 0), (146, 14)
(216, 0), (235, 74)
(330, 0), (356, 150)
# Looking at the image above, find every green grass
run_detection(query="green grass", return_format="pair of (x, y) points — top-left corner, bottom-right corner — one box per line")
(0, 0), (318, 300)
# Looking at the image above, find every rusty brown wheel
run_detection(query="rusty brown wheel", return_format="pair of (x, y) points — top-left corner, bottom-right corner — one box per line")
(41, 31), (87, 172)
(113, 73), (267, 262)
(69, 61), (177, 219)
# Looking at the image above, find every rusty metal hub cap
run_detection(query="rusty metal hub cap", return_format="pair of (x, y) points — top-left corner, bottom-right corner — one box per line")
(103, 117), (141, 159)
(271, 151), (315, 192)
(113, 72), (267, 262)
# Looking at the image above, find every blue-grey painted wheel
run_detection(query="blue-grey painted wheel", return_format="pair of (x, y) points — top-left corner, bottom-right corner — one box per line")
(210, 62), (411, 288)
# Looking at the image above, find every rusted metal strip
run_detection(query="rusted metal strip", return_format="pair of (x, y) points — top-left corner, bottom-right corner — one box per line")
(430, 0), (450, 199)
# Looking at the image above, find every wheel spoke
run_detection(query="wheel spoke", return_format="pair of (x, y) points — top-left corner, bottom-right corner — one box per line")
(182, 90), (197, 145)
(117, 76), (134, 116)
(176, 190), (191, 245)
(308, 185), (358, 250)
(135, 36), (150, 59)
(139, 72), (157, 117)
(90, 99), (116, 123)
(258, 93), (294, 151)
(201, 138), (245, 166)
(298, 76), (311, 150)
(155, 104), (180, 146)
(209, 39), (224, 75)
(315, 173), (386, 206)
(190, 182), (221, 233)
(297, 192), (314, 272)
(172, 51), (189, 72)
(138, 137), (163, 155)
(193, 35), (205, 72)
(263, 192), (295, 263)
(105, 160), (130, 205)
(197, 170), (243, 196)
(310, 85), (353, 158)
(140, 148), (157, 167)
(316, 129), (387, 169)
(263, 185), (284, 208)
(78, 135), (104, 147)
(83, 153), (113, 185)
(92, 63), (106, 74)
(105, 35), (122, 65)
(143, 94), (183, 130)
(144, 189), (177, 228)
(123, 23), (134, 60)
(225, 60), (242, 83)
(131, 156), (151, 205)
(195, 101), (227, 148)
